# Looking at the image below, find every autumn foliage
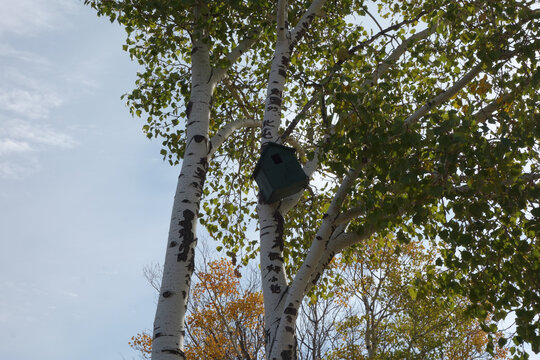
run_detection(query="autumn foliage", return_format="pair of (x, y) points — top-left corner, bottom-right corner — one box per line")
(129, 258), (264, 359)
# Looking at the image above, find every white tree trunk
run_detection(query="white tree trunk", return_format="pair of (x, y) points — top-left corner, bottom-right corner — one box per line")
(151, 38), (213, 360)
(259, 39), (294, 359)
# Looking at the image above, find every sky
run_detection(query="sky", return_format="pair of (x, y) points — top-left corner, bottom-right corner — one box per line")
(0, 1), (539, 360)
(0, 1), (180, 359)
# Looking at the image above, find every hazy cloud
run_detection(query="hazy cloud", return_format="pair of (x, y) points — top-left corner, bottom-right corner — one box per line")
(0, 139), (32, 155)
(0, 118), (76, 178)
(0, 0), (76, 37)
(0, 88), (63, 119)
(1, 119), (76, 148)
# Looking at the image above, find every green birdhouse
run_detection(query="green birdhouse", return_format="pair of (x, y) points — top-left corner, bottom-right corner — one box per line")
(253, 142), (309, 203)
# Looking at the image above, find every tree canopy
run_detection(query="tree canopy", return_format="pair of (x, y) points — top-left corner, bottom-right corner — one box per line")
(85, 0), (540, 358)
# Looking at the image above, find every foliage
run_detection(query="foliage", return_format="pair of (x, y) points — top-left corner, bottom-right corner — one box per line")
(129, 258), (265, 360)
(327, 236), (510, 359)
(86, 0), (540, 357)
(186, 258), (265, 359)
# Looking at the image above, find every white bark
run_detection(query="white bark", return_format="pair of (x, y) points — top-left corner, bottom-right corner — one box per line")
(259, 35), (292, 359)
(151, 33), (214, 360)
(259, 1), (331, 359)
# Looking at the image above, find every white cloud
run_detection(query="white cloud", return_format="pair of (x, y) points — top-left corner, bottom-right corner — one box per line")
(0, 118), (77, 178)
(0, 139), (32, 155)
(1, 119), (77, 148)
(0, 0), (76, 37)
(0, 119), (77, 150)
(0, 88), (63, 119)
(0, 158), (40, 179)
(0, 42), (50, 65)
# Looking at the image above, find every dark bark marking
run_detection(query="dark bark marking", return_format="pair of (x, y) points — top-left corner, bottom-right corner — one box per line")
(186, 101), (193, 118)
(278, 68), (287, 78)
(312, 273), (321, 285)
(270, 88), (282, 96)
(284, 304), (297, 316)
(266, 264), (281, 273)
(181, 199), (191, 203)
(193, 135), (205, 143)
(269, 96), (282, 106)
(162, 349), (185, 356)
(274, 211), (284, 250)
(187, 247), (195, 272)
(270, 284), (282, 293)
(268, 252), (283, 261)
(198, 157), (208, 166)
(315, 236), (322, 240)
(262, 119), (275, 128)
(177, 210), (195, 262)
(322, 213), (329, 219)
(181, 290), (187, 299)
(162, 291), (173, 298)
(281, 56), (289, 67)
(194, 163), (208, 186)
(285, 326), (293, 333)
(154, 332), (163, 339)
(281, 350), (293, 360)
(169, 241), (178, 248)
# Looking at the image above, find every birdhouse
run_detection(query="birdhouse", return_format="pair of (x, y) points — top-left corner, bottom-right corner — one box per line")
(253, 142), (309, 203)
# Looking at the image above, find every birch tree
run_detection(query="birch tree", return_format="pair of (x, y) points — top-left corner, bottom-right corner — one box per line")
(85, 0), (540, 359)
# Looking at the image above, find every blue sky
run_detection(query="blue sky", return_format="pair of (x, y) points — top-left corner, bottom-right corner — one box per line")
(0, 1), (179, 359)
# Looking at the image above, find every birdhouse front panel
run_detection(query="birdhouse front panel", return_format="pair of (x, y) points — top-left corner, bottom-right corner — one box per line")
(253, 143), (309, 203)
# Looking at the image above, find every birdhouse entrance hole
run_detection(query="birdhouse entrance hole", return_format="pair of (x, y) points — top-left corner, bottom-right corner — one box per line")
(271, 154), (283, 164)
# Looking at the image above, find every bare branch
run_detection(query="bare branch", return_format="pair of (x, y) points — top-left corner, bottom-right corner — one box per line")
(208, 119), (261, 157)
(290, 0), (328, 50)
(453, 173), (539, 195)
(303, 228), (375, 296)
(362, 26), (434, 89)
(474, 78), (532, 123)
(211, 35), (259, 85)
(403, 63), (483, 126)
(284, 167), (362, 306)
(335, 205), (365, 225)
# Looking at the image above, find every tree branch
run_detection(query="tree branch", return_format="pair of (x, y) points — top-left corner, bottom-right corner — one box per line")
(208, 119), (261, 158)
(283, 167), (362, 311)
(211, 34), (259, 85)
(289, 0), (328, 50)
(281, 15), (429, 143)
(335, 205), (365, 225)
(474, 78), (532, 123)
(403, 63), (483, 127)
(362, 26), (434, 89)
